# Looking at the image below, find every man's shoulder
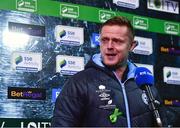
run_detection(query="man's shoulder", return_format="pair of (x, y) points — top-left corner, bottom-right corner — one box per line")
(73, 67), (99, 80)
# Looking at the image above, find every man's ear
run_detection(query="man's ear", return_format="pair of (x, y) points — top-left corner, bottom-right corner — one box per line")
(129, 40), (138, 51)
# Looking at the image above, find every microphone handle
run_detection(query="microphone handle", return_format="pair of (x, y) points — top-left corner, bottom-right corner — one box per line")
(145, 85), (162, 127)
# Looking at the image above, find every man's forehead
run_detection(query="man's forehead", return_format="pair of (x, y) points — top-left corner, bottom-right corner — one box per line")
(101, 25), (129, 33)
(101, 24), (128, 29)
(100, 25), (133, 41)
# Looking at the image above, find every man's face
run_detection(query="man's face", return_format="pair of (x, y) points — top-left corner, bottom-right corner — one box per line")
(100, 25), (135, 67)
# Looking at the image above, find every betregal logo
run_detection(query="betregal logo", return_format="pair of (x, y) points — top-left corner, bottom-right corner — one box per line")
(8, 87), (46, 100)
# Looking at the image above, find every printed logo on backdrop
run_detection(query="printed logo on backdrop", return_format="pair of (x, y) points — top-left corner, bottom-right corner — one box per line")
(164, 22), (179, 35)
(133, 16), (149, 30)
(21, 121), (51, 128)
(8, 87), (46, 100)
(163, 67), (180, 85)
(55, 25), (84, 46)
(147, 0), (179, 14)
(133, 36), (153, 55)
(60, 4), (79, 18)
(0, 118), (51, 128)
(113, 0), (139, 9)
(91, 33), (100, 48)
(11, 52), (42, 72)
(164, 99), (180, 107)
(56, 55), (84, 75)
(99, 10), (116, 23)
(135, 63), (154, 75)
(160, 46), (180, 55)
(16, 0), (37, 12)
(52, 88), (61, 102)
(8, 22), (45, 37)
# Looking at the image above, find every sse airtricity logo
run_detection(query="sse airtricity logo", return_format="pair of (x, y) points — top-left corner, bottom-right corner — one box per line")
(18, 0), (25, 7)
(16, 0), (37, 13)
(166, 71), (171, 78)
(59, 59), (67, 68)
(59, 30), (66, 38)
(56, 55), (84, 75)
(163, 67), (180, 85)
(15, 55), (23, 65)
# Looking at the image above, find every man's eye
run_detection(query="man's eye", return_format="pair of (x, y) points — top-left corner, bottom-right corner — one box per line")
(113, 39), (121, 44)
(101, 38), (109, 42)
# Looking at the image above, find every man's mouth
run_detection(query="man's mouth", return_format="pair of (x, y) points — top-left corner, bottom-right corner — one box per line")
(106, 53), (117, 57)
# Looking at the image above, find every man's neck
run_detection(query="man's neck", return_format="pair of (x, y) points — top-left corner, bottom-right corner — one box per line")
(115, 65), (127, 80)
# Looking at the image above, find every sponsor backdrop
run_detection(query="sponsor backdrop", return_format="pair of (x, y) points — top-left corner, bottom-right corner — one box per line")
(0, 0), (179, 127)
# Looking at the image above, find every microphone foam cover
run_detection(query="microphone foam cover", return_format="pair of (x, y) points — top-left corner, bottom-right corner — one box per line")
(135, 67), (154, 88)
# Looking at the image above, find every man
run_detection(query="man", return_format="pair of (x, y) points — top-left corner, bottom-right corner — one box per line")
(51, 16), (165, 127)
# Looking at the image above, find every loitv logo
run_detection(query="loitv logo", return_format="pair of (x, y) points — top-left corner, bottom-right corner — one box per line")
(20, 122), (51, 128)
(148, 0), (179, 14)
(0, 119), (50, 128)
(8, 87), (46, 100)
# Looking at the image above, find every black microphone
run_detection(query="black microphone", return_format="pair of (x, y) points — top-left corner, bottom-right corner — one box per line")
(135, 67), (162, 127)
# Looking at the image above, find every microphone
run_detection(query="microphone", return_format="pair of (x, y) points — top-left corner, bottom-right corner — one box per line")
(134, 67), (162, 127)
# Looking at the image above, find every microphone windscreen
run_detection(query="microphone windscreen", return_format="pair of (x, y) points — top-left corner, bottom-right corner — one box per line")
(135, 67), (154, 88)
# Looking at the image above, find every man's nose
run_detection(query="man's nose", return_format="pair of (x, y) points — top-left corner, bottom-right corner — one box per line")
(107, 41), (113, 49)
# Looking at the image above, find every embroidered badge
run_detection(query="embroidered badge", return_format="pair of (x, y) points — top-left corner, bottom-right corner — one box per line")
(109, 108), (123, 123)
(99, 85), (106, 90)
(142, 91), (149, 105)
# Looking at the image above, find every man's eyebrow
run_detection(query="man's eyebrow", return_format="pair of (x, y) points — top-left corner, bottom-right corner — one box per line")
(111, 37), (124, 41)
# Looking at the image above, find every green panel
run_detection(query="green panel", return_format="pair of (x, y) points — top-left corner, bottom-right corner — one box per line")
(0, 0), (16, 10)
(0, 0), (179, 36)
(37, 0), (60, 17)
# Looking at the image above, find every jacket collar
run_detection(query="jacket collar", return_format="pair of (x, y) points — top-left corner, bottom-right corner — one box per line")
(90, 53), (137, 81)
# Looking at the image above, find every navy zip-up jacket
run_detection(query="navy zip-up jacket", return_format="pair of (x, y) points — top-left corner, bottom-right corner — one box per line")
(51, 53), (168, 127)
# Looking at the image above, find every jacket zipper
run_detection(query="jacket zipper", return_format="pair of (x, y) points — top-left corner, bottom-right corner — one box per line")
(121, 83), (131, 128)
(114, 72), (131, 128)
